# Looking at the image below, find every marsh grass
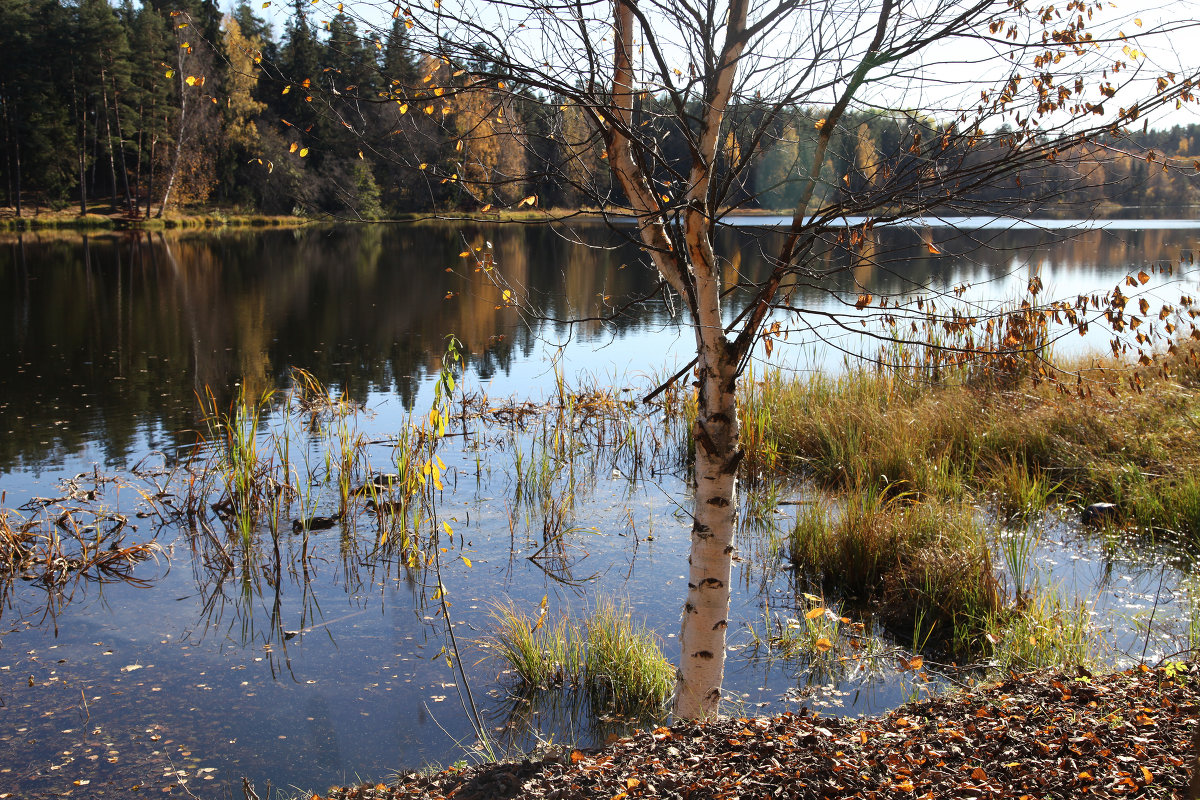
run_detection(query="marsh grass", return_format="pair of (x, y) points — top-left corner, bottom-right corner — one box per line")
(732, 341), (1200, 543)
(788, 491), (1002, 652)
(986, 581), (1104, 669)
(482, 599), (674, 717)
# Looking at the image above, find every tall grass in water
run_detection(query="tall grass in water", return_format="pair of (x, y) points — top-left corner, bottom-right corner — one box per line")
(788, 491), (1002, 653)
(482, 599), (673, 717)
(198, 385), (277, 544)
(986, 581), (1103, 670)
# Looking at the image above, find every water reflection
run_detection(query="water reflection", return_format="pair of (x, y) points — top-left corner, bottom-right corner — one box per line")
(3, 222), (1198, 475)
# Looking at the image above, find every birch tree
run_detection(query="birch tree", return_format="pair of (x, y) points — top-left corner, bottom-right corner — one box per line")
(303, 0), (1200, 718)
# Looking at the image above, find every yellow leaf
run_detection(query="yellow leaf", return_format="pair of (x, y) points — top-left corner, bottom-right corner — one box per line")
(337, 2), (343, 9)
(805, 607), (825, 620)
(185, 75), (198, 86)
(299, 147), (309, 157)
(289, 142), (298, 153)
(436, 455), (446, 471)
(425, 105), (434, 114)
(1134, 17), (1142, 26)
(434, 87), (445, 97)
(455, 139), (463, 151)
(520, 195), (537, 207)
(419, 163), (428, 170)
(1140, 766), (1153, 783)
(461, 556), (472, 568)
(282, 85), (291, 94)
(802, 593), (822, 603)
(261, 1), (269, 6)
(165, 69), (175, 78)
(443, 521), (453, 536)
(459, 251), (470, 257)
(358, 150), (364, 159)
(502, 289), (513, 303)
(423, 74), (433, 83)
(814, 637), (832, 652)
(481, 204), (492, 212)
(398, 103), (408, 113)
(1137, 269), (1150, 284)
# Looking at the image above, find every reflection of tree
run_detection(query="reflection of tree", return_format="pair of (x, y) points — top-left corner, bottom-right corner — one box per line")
(1, 224), (1195, 470)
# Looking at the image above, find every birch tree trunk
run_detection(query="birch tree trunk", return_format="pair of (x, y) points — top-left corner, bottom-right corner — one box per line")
(676, 323), (741, 717)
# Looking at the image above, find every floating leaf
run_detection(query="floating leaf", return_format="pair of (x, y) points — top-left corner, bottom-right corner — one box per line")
(804, 607), (825, 620)
(814, 637), (832, 652)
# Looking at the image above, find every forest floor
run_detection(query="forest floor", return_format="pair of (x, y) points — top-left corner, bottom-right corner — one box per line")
(318, 663), (1199, 800)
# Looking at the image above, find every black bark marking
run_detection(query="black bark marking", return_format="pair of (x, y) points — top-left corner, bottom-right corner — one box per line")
(684, 602), (696, 614)
(706, 688), (722, 703)
(721, 446), (745, 475)
(699, 577), (724, 589)
(710, 411), (732, 426)
(706, 496), (730, 507)
(692, 651), (714, 660)
(723, 545), (735, 555)
(687, 582), (697, 590)
(712, 619), (727, 631)
(692, 522), (710, 534)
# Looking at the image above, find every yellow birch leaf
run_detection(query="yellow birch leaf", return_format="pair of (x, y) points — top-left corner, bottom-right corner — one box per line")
(461, 556), (472, 568)
(814, 637), (832, 651)
(299, 147), (309, 157)
(805, 607), (825, 620)
(398, 103), (408, 113)
(289, 142), (298, 153)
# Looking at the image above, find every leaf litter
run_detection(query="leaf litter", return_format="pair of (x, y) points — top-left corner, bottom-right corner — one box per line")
(322, 663), (1197, 800)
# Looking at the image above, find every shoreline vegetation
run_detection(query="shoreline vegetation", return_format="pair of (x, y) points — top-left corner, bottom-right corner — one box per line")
(2, 201), (1197, 233)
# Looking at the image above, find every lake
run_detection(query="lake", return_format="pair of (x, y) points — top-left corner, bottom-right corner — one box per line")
(0, 218), (1197, 798)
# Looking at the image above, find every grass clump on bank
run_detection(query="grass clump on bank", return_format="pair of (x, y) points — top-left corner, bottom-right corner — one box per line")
(482, 599), (674, 717)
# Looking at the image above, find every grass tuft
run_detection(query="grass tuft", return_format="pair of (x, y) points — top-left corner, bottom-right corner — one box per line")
(482, 599), (674, 717)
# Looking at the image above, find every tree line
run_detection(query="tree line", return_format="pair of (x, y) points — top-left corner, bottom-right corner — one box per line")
(0, 0), (1197, 219)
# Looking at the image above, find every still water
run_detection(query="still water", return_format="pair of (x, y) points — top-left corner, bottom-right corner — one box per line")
(0, 220), (1197, 797)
